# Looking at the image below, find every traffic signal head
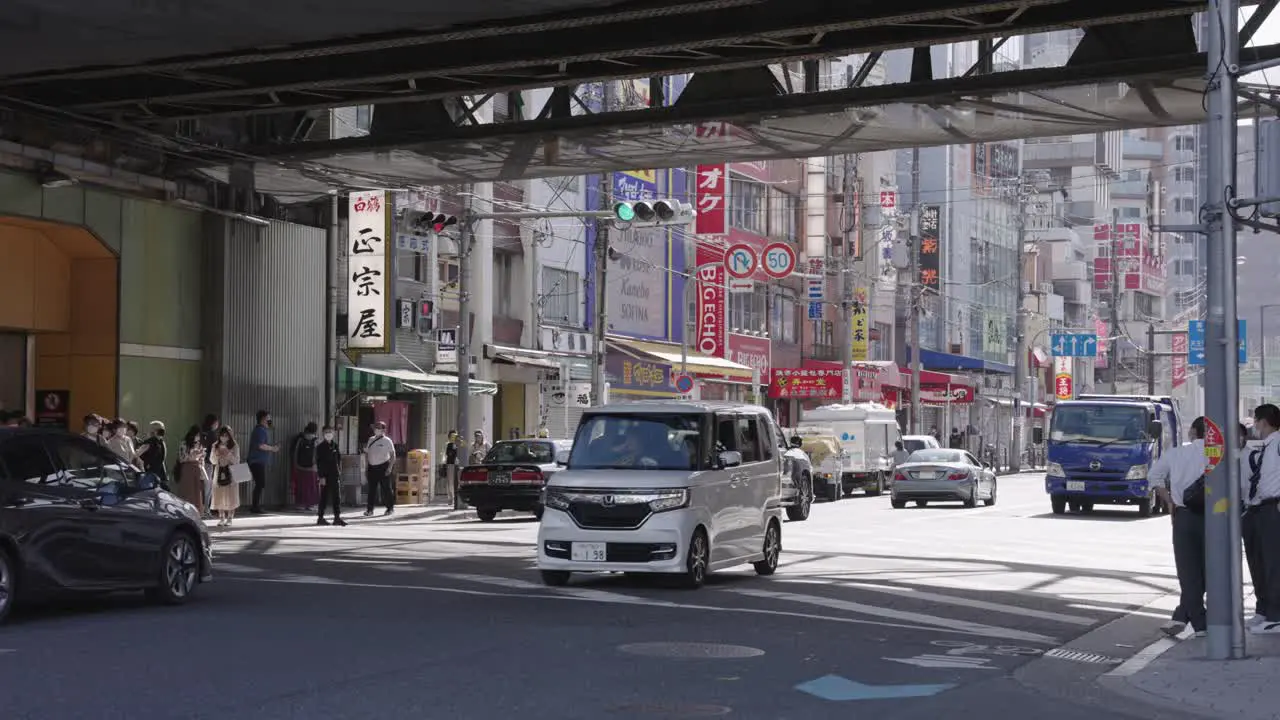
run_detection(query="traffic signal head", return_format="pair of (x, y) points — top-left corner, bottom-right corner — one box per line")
(418, 299), (435, 335)
(611, 200), (694, 228)
(403, 210), (458, 236)
(613, 202), (636, 222)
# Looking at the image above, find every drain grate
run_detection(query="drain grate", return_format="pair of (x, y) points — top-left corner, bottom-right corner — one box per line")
(1043, 648), (1124, 665)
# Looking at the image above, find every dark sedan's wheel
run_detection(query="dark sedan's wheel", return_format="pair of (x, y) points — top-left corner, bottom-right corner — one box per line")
(753, 520), (781, 576)
(476, 507), (498, 522)
(785, 475), (813, 521)
(677, 529), (710, 589)
(150, 531), (200, 605)
(0, 546), (15, 624)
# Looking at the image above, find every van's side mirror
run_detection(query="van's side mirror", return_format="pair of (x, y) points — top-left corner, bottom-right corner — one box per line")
(554, 450), (570, 466)
(789, 437), (803, 449)
(1148, 420), (1163, 439)
(718, 450), (743, 469)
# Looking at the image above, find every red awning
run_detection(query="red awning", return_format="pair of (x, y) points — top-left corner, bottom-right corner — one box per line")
(799, 359), (899, 402)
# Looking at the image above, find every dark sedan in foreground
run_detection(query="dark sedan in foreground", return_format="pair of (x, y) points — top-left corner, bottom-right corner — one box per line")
(0, 428), (212, 622)
(459, 439), (572, 521)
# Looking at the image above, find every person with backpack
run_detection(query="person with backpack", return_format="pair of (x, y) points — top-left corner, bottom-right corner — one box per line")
(1151, 416), (1210, 638)
(291, 422), (321, 511)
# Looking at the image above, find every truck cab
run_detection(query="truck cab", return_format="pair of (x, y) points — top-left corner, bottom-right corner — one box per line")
(1044, 397), (1178, 516)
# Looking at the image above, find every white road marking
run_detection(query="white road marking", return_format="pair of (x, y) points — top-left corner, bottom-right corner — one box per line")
(214, 562), (265, 574)
(1104, 637), (1178, 678)
(822, 580), (1095, 625)
(723, 587), (1058, 644)
(884, 654), (997, 670)
(224, 576), (1051, 641)
(315, 558), (412, 565)
(440, 572), (678, 606)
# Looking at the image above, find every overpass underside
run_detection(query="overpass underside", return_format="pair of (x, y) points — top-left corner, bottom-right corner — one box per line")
(0, 0), (1274, 197)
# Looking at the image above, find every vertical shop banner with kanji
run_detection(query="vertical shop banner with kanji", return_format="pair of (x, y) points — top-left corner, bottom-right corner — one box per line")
(850, 286), (869, 361)
(878, 187), (897, 288)
(695, 164), (727, 236)
(918, 204), (940, 293)
(695, 241), (726, 358)
(347, 190), (393, 353)
(1054, 356), (1073, 400)
(1171, 333), (1187, 389)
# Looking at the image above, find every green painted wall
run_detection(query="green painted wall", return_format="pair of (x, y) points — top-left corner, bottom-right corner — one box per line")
(118, 356), (203, 439)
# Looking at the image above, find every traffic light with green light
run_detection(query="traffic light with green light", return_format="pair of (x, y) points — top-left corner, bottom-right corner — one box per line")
(611, 200), (694, 228)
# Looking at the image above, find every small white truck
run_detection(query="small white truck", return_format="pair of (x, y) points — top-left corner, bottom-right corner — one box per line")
(798, 403), (903, 499)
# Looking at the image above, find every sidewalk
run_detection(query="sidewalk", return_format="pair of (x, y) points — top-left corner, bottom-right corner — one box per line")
(1103, 627), (1280, 719)
(208, 504), (470, 532)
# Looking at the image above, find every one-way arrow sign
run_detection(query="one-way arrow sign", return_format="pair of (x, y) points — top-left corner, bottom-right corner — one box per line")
(884, 654), (996, 670)
(795, 674), (956, 701)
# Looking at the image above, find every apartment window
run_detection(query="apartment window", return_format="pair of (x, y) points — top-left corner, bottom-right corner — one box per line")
(1173, 197), (1197, 213)
(1118, 207), (1142, 218)
(1178, 259), (1196, 276)
(729, 177), (765, 234)
(872, 322), (892, 361)
(772, 291), (798, 344)
(766, 187), (798, 239)
(1173, 166), (1196, 183)
(494, 253), (516, 317)
(438, 259), (459, 286)
(728, 286), (768, 334)
(1123, 169), (1142, 182)
(817, 320), (835, 346)
(1135, 292), (1156, 318)
(1174, 135), (1196, 151)
(540, 266), (580, 325)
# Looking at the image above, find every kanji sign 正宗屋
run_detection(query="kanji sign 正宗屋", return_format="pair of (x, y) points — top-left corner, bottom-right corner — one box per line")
(917, 204), (940, 293)
(850, 287), (869, 361)
(347, 190), (393, 352)
(695, 164), (727, 236)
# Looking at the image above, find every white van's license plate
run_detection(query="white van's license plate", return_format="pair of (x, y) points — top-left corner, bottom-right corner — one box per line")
(1066, 481), (1085, 492)
(571, 542), (607, 562)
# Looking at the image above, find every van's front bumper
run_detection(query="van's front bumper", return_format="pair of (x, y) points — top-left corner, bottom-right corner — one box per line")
(536, 507), (695, 574)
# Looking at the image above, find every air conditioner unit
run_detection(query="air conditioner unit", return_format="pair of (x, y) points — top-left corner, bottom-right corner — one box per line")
(1039, 282), (1053, 295)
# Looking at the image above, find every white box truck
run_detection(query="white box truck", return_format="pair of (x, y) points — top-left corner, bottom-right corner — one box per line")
(798, 403), (902, 499)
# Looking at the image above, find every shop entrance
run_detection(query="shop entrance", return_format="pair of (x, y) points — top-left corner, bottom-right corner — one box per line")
(0, 332), (27, 417)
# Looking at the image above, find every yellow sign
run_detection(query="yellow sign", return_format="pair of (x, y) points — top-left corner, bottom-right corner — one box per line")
(850, 287), (869, 361)
(619, 169), (656, 184)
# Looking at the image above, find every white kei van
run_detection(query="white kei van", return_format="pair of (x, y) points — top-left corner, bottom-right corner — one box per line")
(537, 401), (786, 589)
(798, 403), (902, 498)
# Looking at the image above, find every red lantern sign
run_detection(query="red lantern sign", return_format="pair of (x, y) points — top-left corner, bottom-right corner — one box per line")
(1203, 417), (1224, 471)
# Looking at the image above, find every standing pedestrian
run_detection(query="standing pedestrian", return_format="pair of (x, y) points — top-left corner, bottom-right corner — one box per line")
(291, 422), (321, 511)
(1245, 404), (1280, 634)
(469, 429), (491, 465)
(210, 426), (241, 527)
(1151, 416), (1210, 638)
(316, 424), (346, 526)
(363, 421), (397, 517)
(135, 421), (169, 490)
(247, 410), (279, 514)
(176, 426), (207, 514)
(444, 429), (460, 507)
(81, 414), (102, 445)
(200, 414), (221, 516)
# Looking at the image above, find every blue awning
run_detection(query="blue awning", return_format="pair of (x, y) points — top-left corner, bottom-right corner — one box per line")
(906, 347), (1014, 375)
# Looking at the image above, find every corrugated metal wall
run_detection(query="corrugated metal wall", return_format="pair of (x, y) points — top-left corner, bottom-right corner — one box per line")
(202, 216), (327, 507)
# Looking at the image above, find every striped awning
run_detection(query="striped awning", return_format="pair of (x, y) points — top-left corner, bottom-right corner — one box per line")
(338, 365), (498, 396)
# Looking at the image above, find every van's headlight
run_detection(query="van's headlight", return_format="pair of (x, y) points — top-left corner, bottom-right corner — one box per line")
(648, 489), (690, 512)
(1046, 462), (1065, 477)
(1126, 465), (1148, 480)
(544, 490), (571, 511)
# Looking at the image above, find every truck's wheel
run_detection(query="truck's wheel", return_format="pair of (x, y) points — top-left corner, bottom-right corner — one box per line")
(1051, 496), (1067, 515)
(866, 473), (884, 497)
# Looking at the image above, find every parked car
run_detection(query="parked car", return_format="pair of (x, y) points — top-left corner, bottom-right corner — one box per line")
(890, 448), (998, 509)
(0, 427), (213, 623)
(901, 434), (941, 453)
(459, 439), (573, 521)
(537, 401), (784, 589)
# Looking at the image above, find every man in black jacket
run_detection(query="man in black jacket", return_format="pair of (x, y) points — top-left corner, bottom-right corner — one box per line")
(316, 424), (346, 526)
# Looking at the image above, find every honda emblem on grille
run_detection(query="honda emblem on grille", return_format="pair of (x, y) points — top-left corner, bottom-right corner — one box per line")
(1089, 460), (1101, 471)
(600, 495), (616, 507)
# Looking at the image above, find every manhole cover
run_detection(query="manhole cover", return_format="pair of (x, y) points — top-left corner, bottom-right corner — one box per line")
(609, 703), (732, 717)
(618, 642), (765, 659)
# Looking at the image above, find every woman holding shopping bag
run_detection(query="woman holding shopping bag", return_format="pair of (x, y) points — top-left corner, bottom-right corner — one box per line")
(211, 426), (242, 527)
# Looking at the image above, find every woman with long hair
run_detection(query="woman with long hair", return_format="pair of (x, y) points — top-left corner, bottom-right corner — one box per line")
(210, 426), (241, 527)
(176, 425), (208, 513)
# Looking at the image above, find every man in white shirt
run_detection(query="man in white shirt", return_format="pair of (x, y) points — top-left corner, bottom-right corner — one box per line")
(1151, 416), (1210, 638)
(1245, 404), (1280, 634)
(363, 421), (398, 517)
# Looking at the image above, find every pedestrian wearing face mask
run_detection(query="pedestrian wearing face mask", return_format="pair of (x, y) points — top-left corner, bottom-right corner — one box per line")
(363, 421), (397, 517)
(316, 424), (346, 526)
(82, 414), (102, 445)
(248, 410), (280, 514)
(104, 419), (138, 468)
(210, 427), (241, 527)
(291, 422), (321, 511)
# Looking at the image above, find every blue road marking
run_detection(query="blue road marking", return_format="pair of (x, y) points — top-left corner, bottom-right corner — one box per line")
(795, 674), (956, 701)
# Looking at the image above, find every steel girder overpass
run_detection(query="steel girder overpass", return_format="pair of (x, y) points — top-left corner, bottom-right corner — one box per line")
(0, 0), (1277, 199)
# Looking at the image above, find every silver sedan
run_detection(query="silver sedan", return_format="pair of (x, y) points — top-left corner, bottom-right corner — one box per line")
(890, 448), (997, 509)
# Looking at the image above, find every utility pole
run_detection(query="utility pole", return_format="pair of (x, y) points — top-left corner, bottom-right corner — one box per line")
(908, 146), (922, 433)
(1146, 324), (1156, 395)
(456, 190), (476, 447)
(1010, 182), (1029, 474)
(591, 173), (611, 405)
(840, 154), (857, 403)
(1108, 207), (1121, 394)
(1203, 0), (1244, 661)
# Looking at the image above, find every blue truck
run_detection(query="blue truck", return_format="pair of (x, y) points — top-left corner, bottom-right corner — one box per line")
(1044, 394), (1181, 516)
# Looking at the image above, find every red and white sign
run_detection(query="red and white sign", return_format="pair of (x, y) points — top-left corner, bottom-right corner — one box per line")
(1171, 333), (1188, 389)
(695, 164), (727, 236)
(725, 243), (758, 279)
(879, 190), (897, 211)
(921, 384), (975, 404)
(762, 242), (797, 279)
(768, 368), (842, 399)
(728, 332), (770, 376)
(695, 241), (726, 358)
(1054, 356), (1073, 401)
(1204, 417), (1224, 471)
